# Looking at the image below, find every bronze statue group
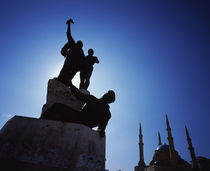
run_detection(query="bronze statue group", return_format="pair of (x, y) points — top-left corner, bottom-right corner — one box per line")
(41, 19), (115, 137)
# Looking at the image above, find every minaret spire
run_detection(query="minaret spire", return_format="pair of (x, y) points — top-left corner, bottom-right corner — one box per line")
(138, 122), (146, 167)
(158, 131), (162, 146)
(185, 125), (199, 171)
(165, 113), (177, 164)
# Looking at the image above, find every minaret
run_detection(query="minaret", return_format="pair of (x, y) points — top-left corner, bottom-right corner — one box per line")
(158, 131), (162, 146)
(165, 114), (177, 164)
(138, 123), (146, 167)
(185, 125), (199, 171)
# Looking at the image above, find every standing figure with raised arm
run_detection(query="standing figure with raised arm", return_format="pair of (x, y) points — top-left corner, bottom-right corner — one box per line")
(79, 48), (99, 90)
(57, 18), (85, 86)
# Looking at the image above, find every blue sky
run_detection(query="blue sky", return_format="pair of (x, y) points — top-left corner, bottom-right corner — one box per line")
(0, 0), (210, 170)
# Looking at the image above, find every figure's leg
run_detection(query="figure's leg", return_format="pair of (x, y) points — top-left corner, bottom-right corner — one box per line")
(41, 103), (82, 123)
(83, 79), (89, 90)
(79, 71), (85, 89)
(57, 58), (72, 86)
(83, 70), (92, 90)
(67, 69), (78, 86)
(57, 67), (70, 86)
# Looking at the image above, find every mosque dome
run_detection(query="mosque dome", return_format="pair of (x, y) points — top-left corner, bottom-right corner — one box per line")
(150, 143), (190, 166)
(149, 143), (171, 166)
(156, 143), (169, 151)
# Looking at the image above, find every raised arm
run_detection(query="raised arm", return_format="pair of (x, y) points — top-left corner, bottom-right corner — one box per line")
(60, 19), (75, 57)
(66, 19), (75, 43)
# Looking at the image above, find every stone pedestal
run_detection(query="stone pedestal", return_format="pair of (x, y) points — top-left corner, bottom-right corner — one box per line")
(42, 79), (90, 113)
(0, 116), (106, 171)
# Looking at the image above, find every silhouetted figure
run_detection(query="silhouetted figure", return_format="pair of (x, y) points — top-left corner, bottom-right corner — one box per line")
(79, 48), (99, 90)
(57, 19), (85, 86)
(41, 84), (115, 137)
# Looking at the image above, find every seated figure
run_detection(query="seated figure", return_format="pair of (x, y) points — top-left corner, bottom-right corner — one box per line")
(41, 84), (115, 137)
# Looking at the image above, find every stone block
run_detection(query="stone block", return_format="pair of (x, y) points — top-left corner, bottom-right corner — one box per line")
(42, 79), (90, 113)
(0, 116), (106, 171)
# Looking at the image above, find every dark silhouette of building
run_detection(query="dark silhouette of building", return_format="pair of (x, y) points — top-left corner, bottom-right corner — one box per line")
(134, 114), (209, 171)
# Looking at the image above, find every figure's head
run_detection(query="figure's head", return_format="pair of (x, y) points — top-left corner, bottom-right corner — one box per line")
(88, 48), (94, 56)
(77, 40), (83, 48)
(101, 90), (115, 104)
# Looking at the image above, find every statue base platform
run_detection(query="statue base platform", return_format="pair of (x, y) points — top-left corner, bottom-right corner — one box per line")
(0, 116), (106, 171)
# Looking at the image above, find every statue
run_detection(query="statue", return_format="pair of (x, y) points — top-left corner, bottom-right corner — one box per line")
(79, 48), (99, 89)
(42, 18), (115, 137)
(41, 83), (115, 137)
(56, 19), (85, 86)
(56, 19), (99, 90)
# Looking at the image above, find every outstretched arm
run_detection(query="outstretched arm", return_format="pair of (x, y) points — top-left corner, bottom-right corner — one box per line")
(70, 83), (97, 103)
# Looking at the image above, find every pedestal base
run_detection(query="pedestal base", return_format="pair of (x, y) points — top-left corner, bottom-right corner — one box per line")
(0, 116), (106, 171)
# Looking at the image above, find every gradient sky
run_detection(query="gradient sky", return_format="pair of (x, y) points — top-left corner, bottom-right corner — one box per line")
(0, 0), (210, 170)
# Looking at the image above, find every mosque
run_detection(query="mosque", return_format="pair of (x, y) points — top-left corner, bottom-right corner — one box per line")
(134, 114), (210, 171)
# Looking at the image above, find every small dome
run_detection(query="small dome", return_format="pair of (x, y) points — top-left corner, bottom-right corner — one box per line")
(156, 143), (169, 151)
